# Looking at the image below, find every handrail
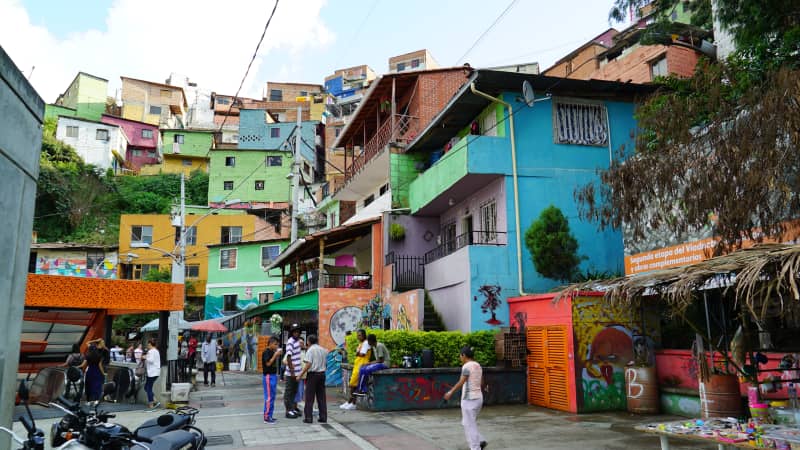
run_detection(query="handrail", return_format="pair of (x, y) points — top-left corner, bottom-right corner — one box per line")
(344, 114), (419, 182)
(424, 231), (507, 264)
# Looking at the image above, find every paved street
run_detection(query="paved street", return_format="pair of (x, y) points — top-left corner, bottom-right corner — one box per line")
(15, 371), (717, 449)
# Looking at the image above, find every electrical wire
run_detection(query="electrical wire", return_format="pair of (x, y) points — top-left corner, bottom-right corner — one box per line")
(455, 0), (519, 65)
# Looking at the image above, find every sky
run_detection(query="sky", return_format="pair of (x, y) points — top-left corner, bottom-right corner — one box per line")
(0, 0), (626, 104)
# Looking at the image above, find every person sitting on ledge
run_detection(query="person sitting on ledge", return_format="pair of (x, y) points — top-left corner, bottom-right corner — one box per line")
(354, 334), (390, 396)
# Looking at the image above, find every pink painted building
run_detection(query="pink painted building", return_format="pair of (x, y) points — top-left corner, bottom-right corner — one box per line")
(101, 114), (161, 169)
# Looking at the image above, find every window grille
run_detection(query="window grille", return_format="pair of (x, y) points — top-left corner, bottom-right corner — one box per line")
(554, 101), (608, 146)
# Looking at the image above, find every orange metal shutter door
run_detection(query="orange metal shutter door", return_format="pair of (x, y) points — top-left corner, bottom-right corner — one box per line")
(527, 327), (546, 406)
(545, 326), (570, 412)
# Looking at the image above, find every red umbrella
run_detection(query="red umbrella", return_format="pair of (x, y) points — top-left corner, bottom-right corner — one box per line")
(191, 319), (228, 333)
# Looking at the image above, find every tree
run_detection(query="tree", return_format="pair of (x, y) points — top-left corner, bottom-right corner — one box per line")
(143, 268), (171, 283)
(525, 206), (583, 282)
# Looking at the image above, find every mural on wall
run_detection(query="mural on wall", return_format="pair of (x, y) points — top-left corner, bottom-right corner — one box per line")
(572, 295), (653, 412)
(473, 284), (503, 325)
(513, 311), (527, 333)
(359, 295), (391, 329)
(36, 253), (117, 279)
(396, 304), (412, 331)
(329, 306), (362, 346)
(204, 295), (259, 319)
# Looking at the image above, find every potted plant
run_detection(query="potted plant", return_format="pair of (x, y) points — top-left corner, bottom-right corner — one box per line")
(389, 223), (406, 241)
(269, 314), (283, 334)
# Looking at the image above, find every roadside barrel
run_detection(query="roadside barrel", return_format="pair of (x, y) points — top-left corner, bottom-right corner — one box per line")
(625, 366), (660, 414)
(700, 374), (743, 418)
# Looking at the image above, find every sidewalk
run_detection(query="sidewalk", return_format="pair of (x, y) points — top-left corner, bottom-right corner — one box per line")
(15, 370), (719, 449)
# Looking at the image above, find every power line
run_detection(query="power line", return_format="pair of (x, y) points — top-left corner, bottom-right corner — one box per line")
(332, 0), (379, 69)
(455, 0), (519, 65)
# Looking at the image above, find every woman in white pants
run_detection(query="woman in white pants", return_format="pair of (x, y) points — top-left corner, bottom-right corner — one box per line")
(444, 346), (487, 450)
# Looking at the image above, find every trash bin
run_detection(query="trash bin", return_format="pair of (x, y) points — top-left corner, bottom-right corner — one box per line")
(421, 349), (434, 368)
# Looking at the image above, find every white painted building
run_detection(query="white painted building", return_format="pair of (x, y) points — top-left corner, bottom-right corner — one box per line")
(56, 116), (128, 173)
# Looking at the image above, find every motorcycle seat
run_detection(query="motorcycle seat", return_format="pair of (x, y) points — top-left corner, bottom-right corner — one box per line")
(134, 414), (191, 441)
(139, 430), (200, 450)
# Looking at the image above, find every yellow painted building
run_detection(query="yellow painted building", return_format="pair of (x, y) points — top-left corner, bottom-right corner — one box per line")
(118, 212), (275, 300)
(120, 77), (187, 128)
(138, 154), (209, 176)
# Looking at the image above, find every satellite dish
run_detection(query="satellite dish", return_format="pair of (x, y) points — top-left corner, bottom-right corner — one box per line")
(522, 80), (536, 107)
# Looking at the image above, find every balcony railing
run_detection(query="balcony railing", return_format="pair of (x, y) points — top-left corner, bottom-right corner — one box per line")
(282, 271), (373, 298)
(424, 231), (508, 264)
(386, 252), (425, 291)
(344, 114), (419, 183)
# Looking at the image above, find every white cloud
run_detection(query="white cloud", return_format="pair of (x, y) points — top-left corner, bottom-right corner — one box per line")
(0, 0), (335, 102)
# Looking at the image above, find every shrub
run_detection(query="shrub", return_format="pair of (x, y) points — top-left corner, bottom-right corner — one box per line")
(345, 329), (497, 368)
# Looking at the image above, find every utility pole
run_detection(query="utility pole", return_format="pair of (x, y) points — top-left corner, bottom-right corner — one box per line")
(167, 173), (186, 361)
(290, 106), (302, 242)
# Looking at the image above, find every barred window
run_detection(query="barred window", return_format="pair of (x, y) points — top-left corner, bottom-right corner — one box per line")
(479, 200), (497, 243)
(554, 101), (608, 146)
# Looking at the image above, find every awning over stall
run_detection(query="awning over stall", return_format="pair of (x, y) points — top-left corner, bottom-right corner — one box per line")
(246, 290), (319, 318)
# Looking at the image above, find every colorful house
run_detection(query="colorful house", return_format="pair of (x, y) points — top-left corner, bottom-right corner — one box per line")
(55, 116), (129, 173)
(44, 72), (109, 121)
(204, 238), (289, 319)
(30, 243), (118, 279)
(399, 70), (652, 332)
(118, 210), (279, 317)
(207, 148), (292, 207)
(101, 114), (161, 169)
(140, 129), (214, 175)
(120, 76), (187, 128)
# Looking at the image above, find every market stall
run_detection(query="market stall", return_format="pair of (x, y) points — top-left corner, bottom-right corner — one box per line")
(637, 418), (800, 450)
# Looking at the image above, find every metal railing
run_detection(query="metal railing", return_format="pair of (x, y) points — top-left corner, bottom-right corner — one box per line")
(344, 114), (419, 182)
(387, 253), (425, 291)
(282, 271), (320, 298)
(322, 273), (372, 289)
(424, 231), (507, 264)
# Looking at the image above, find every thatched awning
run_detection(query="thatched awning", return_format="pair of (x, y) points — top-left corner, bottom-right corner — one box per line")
(560, 243), (800, 320)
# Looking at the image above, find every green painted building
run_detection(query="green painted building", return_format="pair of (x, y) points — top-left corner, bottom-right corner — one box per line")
(204, 238), (288, 319)
(161, 129), (215, 157)
(207, 149), (293, 205)
(46, 72), (109, 121)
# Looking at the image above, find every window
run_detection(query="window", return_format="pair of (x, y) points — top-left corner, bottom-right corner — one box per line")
(266, 156), (282, 166)
(185, 265), (200, 278)
(96, 129), (109, 141)
(131, 225), (153, 244)
(335, 127), (341, 137)
(479, 200), (498, 242)
(223, 294), (238, 311)
(86, 250), (104, 269)
(364, 194), (375, 207)
(132, 149), (143, 157)
(411, 58), (420, 68)
(225, 156), (236, 167)
(174, 226), (197, 245)
(223, 180), (234, 190)
(160, 89), (171, 97)
(299, 91), (308, 97)
(220, 248), (238, 269)
(149, 105), (162, 115)
(397, 62), (406, 71)
(217, 97), (230, 105)
(182, 159), (192, 166)
(651, 57), (668, 79)
(258, 292), (274, 304)
(174, 134), (185, 144)
(131, 264), (160, 280)
(66, 126), (79, 138)
(148, 150), (156, 156)
(255, 180), (265, 190)
(141, 129), (153, 139)
(270, 128), (280, 138)
(221, 226), (242, 244)
(269, 89), (283, 101)
(261, 245), (280, 267)
(379, 184), (389, 196)
(553, 101), (608, 146)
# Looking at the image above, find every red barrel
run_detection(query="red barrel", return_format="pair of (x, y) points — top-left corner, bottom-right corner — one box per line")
(700, 374), (743, 418)
(625, 366), (660, 414)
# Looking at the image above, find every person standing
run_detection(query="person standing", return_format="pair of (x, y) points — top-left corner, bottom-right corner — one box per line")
(201, 335), (218, 387)
(142, 339), (161, 410)
(187, 333), (198, 368)
(294, 338), (306, 407)
(134, 342), (143, 362)
(261, 336), (282, 424)
(80, 344), (105, 401)
(341, 329), (371, 410)
(444, 346), (487, 450)
(283, 325), (302, 418)
(299, 334), (328, 424)
(355, 334), (390, 395)
(110, 342), (124, 362)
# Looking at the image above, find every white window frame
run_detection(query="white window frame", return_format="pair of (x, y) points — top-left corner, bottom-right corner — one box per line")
(221, 226), (242, 244)
(266, 156), (282, 167)
(96, 129), (109, 141)
(651, 56), (668, 79)
(174, 134), (185, 144)
(142, 129), (154, 139)
(131, 225), (153, 245)
(552, 98), (609, 147)
(219, 248), (238, 270)
(258, 292), (274, 304)
(66, 126), (79, 138)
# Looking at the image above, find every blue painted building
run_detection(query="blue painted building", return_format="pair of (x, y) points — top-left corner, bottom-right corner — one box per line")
(238, 109), (320, 172)
(404, 70), (653, 332)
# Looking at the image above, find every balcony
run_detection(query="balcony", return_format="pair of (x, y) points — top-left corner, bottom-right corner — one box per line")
(424, 230), (507, 264)
(282, 270), (373, 298)
(409, 135), (511, 215)
(385, 252), (425, 291)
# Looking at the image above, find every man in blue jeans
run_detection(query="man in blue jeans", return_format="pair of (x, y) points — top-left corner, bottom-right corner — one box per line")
(355, 334), (390, 395)
(261, 336), (282, 424)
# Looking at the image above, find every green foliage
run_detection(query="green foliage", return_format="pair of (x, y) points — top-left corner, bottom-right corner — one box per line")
(345, 330), (497, 368)
(112, 313), (157, 336)
(143, 268), (171, 283)
(608, 0), (711, 29)
(389, 223), (406, 240)
(525, 206), (583, 282)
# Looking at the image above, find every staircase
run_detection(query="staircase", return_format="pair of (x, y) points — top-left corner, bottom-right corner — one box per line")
(422, 291), (445, 331)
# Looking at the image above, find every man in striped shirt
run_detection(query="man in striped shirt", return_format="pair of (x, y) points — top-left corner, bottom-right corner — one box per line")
(283, 324), (302, 418)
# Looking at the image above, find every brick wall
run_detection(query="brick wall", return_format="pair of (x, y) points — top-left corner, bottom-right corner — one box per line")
(543, 44), (605, 80)
(409, 70), (471, 127)
(591, 44), (701, 83)
(665, 45), (701, 78)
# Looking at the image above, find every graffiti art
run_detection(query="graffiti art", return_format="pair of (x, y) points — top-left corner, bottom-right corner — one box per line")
(474, 284), (503, 325)
(397, 304), (412, 331)
(329, 306), (362, 345)
(359, 295), (391, 329)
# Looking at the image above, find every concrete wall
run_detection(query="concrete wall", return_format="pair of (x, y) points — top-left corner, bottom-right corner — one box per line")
(207, 149), (292, 204)
(0, 44), (44, 440)
(162, 130), (213, 158)
(384, 214), (439, 258)
(121, 78), (186, 127)
(101, 114), (160, 168)
(425, 246), (471, 331)
(238, 109), (319, 165)
(56, 117), (127, 172)
(58, 73), (108, 121)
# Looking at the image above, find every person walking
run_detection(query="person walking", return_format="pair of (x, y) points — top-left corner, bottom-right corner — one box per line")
(299, 334), (328, 423)
(201, 335), (218, 387)
(283, 325), (302, 418)
(261, 336), (282, 424)
(444, 346), (487, 450)
(79, 343), (105, 401)
(355, 334), (390, 395)
(142, 339), (161, 410)
(341, 329), (371, 410)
